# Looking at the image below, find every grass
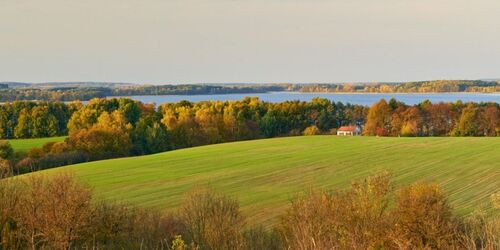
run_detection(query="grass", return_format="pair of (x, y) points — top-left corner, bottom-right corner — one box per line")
(33, 136), (500, 225)
(7, 136), (67, 152)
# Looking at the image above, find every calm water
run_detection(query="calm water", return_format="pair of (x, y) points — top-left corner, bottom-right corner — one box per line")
(117, 92), (500, 106)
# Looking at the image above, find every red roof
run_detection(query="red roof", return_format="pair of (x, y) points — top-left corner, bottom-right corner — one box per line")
(338, 126), (357, 132)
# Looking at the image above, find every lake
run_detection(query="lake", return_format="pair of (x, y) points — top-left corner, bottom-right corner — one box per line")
(115, 92), (500, 106)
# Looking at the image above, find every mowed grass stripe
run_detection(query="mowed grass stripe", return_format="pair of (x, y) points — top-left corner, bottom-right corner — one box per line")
(32, 136), (500, 226)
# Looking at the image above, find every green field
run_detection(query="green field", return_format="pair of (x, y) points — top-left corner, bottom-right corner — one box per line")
(7, 136), (67, 152)
(34, 136), (500, 225)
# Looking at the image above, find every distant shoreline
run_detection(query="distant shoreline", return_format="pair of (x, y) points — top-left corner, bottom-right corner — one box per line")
(283, 91), (500, 95)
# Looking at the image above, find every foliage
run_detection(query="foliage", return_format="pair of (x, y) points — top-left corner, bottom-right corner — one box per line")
(14, 174), (93, 249)
(67, 111), (132, 159)
(302, 125), (320, 136)
(180, 188), (245, 250)
(0, 141), (14, 159)
(364, 99), (499, 137)
(0, 159), (12, 178)
(364, 99), (392, 136)
(279, 172), (392, 249)
(242, 226), (282, 250)
(170, 235), (186, 250)
(0, 101), (74, 139)
(390, 183), (457, 249)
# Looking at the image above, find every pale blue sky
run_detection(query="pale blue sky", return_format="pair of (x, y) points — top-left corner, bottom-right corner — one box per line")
(1, 0), (499, 84)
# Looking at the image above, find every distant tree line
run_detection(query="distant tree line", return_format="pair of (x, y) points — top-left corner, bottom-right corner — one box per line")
(112, 84), (284, 96)
(1, 80), (498, 102)
(0, 172), (498, 249)
(297, 80), (500, 93)
(0, 87), (113, 102)
(0, 85), (285, 102)
(0, 97), (498, 175)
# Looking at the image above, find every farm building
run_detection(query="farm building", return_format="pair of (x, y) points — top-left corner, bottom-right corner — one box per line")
(337, 125), (361, 136)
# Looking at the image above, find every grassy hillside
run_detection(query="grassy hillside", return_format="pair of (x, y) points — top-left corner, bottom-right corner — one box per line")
(7, 136), (66, 152)
(35, 136), (500, 225)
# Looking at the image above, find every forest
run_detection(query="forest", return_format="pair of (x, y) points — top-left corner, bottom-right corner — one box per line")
(0, 97), (498, 175)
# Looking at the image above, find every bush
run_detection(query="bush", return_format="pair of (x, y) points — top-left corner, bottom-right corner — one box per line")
(14, 157), (36, 174)
(180, 188), (245, 250)
(88, 202), (183, 249)
(16, 173), (93, 249)
(0, 159), (12, 178)
(0, 174), (183, 249)
(0, 178), (21, 249)
(15, 151), (87, 174)
(48, 141), (71, 154)
(390, 183), (458, 249)
(27, 147), (45, 159)
(0, 141), (14, 159)
(303, 125), (320, 136)
(243, 226), (283, 250)
(279, 172), (392, 249)
(458, 211), (500, 249)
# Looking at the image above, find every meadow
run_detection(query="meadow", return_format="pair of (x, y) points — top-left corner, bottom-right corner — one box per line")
(7, 136), (66, 152)
(34, 136), (500, 225)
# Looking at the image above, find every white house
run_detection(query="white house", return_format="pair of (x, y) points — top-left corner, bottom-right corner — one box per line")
(337, 125), (361, 136)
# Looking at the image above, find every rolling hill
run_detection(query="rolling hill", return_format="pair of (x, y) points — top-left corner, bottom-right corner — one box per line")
(33, 136), (500, 225)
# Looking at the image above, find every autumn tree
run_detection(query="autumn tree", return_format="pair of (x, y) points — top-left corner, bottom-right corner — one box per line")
(424, 102), (453, 136)
(14, 109), (32, 138)
(118, 98), (142, 125)
(400, 106), (423, 136)
(161, 106), (204, 148)
(195, 107), (224, 144)
(478, 105), (500, 136)
(389, 106), (406, 136)
(17, 174), (93, 249)
(30, 106), (58, 138)
(453, 104), (480, 136)
(0, 106), (11, 139)
(364, 99), (392, 136)
(68, 111), (132, 159)
(222, 105), (240, 141)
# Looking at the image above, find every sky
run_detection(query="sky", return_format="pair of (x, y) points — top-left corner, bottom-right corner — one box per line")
(1, 0), (499, 84)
